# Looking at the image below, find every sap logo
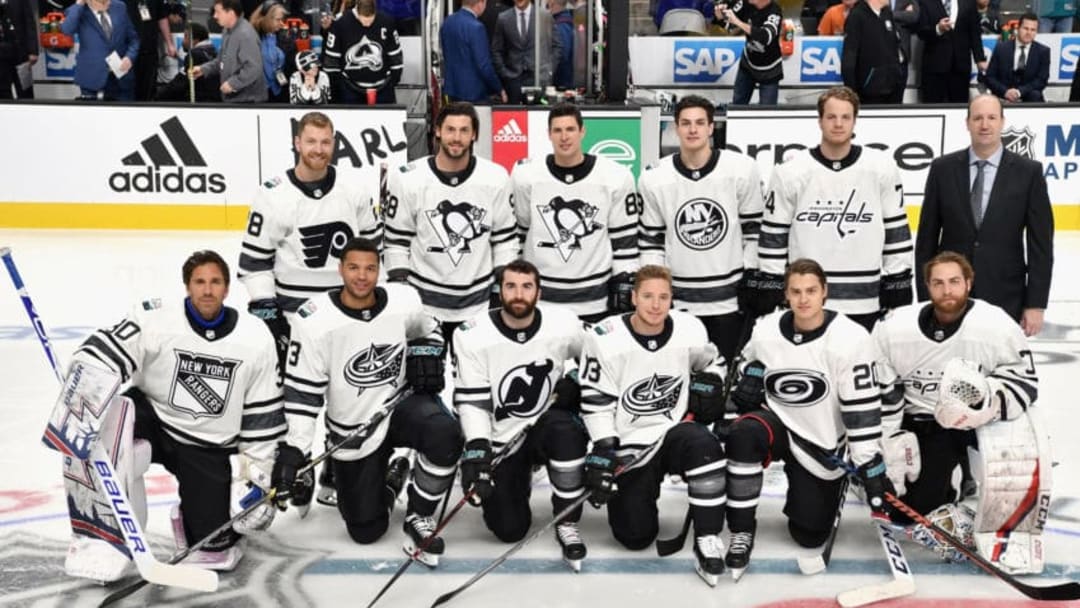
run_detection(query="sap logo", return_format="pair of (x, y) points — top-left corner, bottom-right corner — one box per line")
(673, 40), (743, 83)
(800, 39), (842, 82)
(45, 49), (76, 77)
(1059, 36), (1080, 80)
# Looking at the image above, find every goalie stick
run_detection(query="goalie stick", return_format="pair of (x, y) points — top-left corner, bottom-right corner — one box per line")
(836, 521), (915, 607)
(2, 247), (219, 593)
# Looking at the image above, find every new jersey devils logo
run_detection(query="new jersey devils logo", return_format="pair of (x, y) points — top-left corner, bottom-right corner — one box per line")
(344, 343), (405, 394)
(536, 196), (602, 261)
(621, 374), (682, 420)
(495, 360), (554, 421)
(425, 200), (491, 266)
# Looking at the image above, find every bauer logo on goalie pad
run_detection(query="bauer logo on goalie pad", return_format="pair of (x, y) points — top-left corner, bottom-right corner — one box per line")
(344, 342), (405, 394)
(765, 369), (830, 407)
(496, 360), (554, 421)
(535, 197), (603, 261)
(425, 201), (491, 266)
(621, 374), (683, 421)
(674, 198), (728, 250)
(170, 350), (242, 418)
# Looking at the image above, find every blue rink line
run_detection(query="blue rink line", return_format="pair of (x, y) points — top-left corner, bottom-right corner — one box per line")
(0, 499), (177, 528)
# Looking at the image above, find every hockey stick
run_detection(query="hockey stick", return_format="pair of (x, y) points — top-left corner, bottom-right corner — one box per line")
(1, 247), (218, 593)
(797, 475), (850, 575)
(836, 520), (915, 607)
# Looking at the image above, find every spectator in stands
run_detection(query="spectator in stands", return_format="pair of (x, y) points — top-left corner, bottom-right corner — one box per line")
(975, 0), (1001, 33)
(1035, 0), (1076, 33)
(654, 0), (715, 30)
(156, 21), (220, 101)
(842, 0), (904, 104)
(442, 0), (506, 103)
(549, 0), (575, 89)
(62, 0), (140, 100)
(715, 0), (783, 105)
(252, 0), (288, 102)
(817, 0), (856, 34)
(892, 0), (919, 99)
(915, 0), (985, 103)
(126, 0), (173, 100)
(492, 0), (539, 103)
(290, 48), (331, 103)
(0, 0), (38, 99)
(192, 0), (266, 102)
(985, 13), (1049, 102)
(381, 0), (422, 35)
(322, 0), (402, 103)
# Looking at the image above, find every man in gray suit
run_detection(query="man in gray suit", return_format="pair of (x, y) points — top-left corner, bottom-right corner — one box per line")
(492, 0), (537, 103)
(892, 0), (919, 100)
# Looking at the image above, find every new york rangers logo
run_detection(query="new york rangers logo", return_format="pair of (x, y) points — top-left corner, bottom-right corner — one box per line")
(536, 197), (602, 261)
(425, 200), (491, 266)
(344, 343), (405, 394)
(496, 360), (554, 421)
(170, 350), (241, 418)
(622, 374), (682, 420)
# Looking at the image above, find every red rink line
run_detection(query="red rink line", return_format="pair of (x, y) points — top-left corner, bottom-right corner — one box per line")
(760, 600), (1079, 607)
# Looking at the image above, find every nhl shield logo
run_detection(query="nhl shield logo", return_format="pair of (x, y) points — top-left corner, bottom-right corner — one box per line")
(425, 200), (491, 266)
(1002, 127), (1037, 160)
(674, 198), (728, 250)
(495, 360), (554, 421)
(621, 373), (682, 421)
(536, 196), (603, 261)
(170, 350), (241, 418)
(344, 342), (405, 394)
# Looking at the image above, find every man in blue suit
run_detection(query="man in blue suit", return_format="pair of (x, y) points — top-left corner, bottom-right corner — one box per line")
(440, 0), (506, 103)
(984, 13), (1049, 102)
(61, 0), (139, 100)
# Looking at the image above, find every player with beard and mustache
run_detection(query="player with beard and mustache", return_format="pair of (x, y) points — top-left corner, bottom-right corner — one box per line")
(452, 258), (590, 570)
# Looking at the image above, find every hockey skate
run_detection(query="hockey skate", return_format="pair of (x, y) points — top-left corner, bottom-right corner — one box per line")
(726, 529), (755, 582)
(403, 513), (445, 568)
(171, 505), (243, 572)
(693, 534), (725, 587)
(65, 536), (133, 584)
(316, 461), (337, 507)
(555, 521), (587, 572)
(385, 456), (410, 508)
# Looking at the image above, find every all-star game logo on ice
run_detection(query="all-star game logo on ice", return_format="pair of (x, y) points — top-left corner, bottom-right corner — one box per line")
(109, 116), (226, 194)
(170, 350), (241, 418)
(344, 342), (404, 394)
(425, 200), (491, 266)
(535, 197), (602, 261)
(622, 374), (682, 420)
(495, 360), (554, 421)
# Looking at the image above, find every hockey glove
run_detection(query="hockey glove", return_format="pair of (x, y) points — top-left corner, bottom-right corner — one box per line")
(856, 453), (897, 521)
(585, 438), (620, 508)
(607, 272), (635, 313)
(731, 360), (766, 415)
(688, 372), (726, 425)
(738, 271), (786, 318)
(406, 344), (446, 394)
(551, 371), (582, 414)
(879, 270), (913, 311)
(387, 268), (410, 283)
(271, 444), (307, 510)
(460, 439), (494, 506)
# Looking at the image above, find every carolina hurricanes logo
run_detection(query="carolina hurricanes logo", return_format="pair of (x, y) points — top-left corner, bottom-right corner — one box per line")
(425, 200), (491, 266)
(621, 374), (682, 420)
(765, 369), (830, 407)
(536, 196), (602, 261)
(344, 35), (384, 72)
(343, 343), (405, 394)
(495, 360), (554, 421)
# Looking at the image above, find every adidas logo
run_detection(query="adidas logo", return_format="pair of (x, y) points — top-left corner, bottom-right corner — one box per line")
(108, 117), (226, 194)
(493, 119), (527, 143)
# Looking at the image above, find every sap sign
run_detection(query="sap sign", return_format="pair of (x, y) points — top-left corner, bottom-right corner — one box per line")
(673, 40), (744, 83)
(800, 38), (842, 83)
(1060, 36), (1080, 80)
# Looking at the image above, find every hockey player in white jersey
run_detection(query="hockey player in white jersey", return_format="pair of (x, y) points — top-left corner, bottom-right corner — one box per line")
(759, 87), (913, 331)
(384, 101), (518, 341)
(638, 95), (766, 361)
(453, 259), (590, 569)
(59, 251), (287, 580)
(579, 265), (730, 586)
(723, 258), (893, 580)
(873, 251), (1047, 574)
(511, 103), (639, 324)
(275, 238), (464, 567)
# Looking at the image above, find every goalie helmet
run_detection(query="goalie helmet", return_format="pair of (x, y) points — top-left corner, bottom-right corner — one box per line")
(296, 49), (320, 72)
(934, 358), (998, 430)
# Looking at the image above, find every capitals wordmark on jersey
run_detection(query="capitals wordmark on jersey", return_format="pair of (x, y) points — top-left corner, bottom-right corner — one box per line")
(298, 221), (354, 267)
(170, 350), (242, 418)
(496, 359), (554, 421)
(765, 369), (830, 407)
(343, 342), (405, 394)
(535, 197), (603, 261)
(674, 198), (729, 250)
(795, 188), (874, 240)
(621, 373), (682, 421)
(424, 200), (491, 266)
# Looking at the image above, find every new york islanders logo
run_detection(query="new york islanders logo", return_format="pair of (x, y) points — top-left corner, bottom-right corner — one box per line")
(495, 360), (554, 421)
(425, 200), (491, 266)
(536, 196), (602, 261)
(170, 350), (241, 418)
(675, 198), (728, 250)
(344, 343), (405, 394)
(621, 374), (682, 420)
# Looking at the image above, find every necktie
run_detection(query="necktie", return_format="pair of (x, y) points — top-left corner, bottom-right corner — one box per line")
(1017, 45), (1027, 71)
(99, 11), (113, 39)
(518, 10), (526, 39)
(971, 160), (987, 227)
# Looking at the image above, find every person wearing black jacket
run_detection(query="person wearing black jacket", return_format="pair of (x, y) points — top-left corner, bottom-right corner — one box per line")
(0, 0), (39, 99)
(715, 0), (783, 105)
(916, 0), (985, 103)
(322, 0), (403, 104)
(842, 0), (904, 104)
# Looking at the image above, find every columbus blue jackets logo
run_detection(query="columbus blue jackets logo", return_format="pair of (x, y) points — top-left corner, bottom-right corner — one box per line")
(299, 221), (354, 268)
(1002, 127), (1036, 160)
(536, 196), (602, 261)
(170, 350), (242, 418)
(675, 198), (728, 250)
(765, 369), (830, 407)
(425, 200), (491, 266)
(495, 360), (554, 421)
(621, 374), (682, 420)
(345, 35), (385, 72)
(344, 343), (405, 394)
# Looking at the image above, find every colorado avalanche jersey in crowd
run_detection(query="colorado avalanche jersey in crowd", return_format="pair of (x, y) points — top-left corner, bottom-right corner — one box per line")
(71, 299), (286, 461)
(238, 166), (382, 313)
(872, 299), (1039, 425)
(743, 309), (882, 480)
(453, 305), (584, 451)
(511, 155), (639, 317)
(283, 284), (443, 460)
(384, 156), (518, 322)
(758, 146), (912, 315)
(579, 311), (721, 465)
(321, 10), (404, 92)
(638, 150), (764, 316)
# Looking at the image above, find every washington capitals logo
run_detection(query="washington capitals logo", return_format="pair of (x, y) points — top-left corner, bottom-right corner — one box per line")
(345, 35), (385, 73)
(621, 374), (682, 420)
(170, 351), (241, 418)
(425, 200), (491, 266)
(495, 360), (554, 421)
(344, 343), (404, 394)
(536, 197), (602, 261)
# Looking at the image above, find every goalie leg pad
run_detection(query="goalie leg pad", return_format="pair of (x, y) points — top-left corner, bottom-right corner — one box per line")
(45, 359), (122, 459)
(231, 454), (276, 534)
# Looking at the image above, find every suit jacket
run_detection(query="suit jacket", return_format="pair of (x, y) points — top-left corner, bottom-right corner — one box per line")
(491, 4), (535, 81)
(984, 40), (1050, 101)
(441, 7), (502, 102)
(915, 147), (1054, 320)
(842, 1), (903, 98)
(892, 0), (919, 62)
(916, 0), (984, 74)
(61, 0), (139, 91)
(1, 0), (40, 63)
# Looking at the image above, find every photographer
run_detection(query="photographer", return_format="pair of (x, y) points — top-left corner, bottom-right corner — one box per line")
(714, 0), (783, 105)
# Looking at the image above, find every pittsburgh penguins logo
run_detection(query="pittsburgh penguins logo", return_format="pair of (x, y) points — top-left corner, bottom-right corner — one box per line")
(765, 369), (829, 407)
(344, 343), (405, 394)
(425, 200), (491, 266)
(495, 360), (554, 421)
(536, 196), (603, 261)
(298, 221), (354, 268)
(621, 374), (682, 421)
(170, 350), (241, 418)
(674, 198), (728, 250)
(344, 35), (385, 73)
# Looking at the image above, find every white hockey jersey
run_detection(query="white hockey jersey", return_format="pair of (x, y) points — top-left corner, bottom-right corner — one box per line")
(744, 309), (882, 480)
(384, 156), (518, 322)
(71, 299), (285, 462)
(238, 166), (382, 313)
(453, 305), (584, 453)
(638, 150), (764, 316)
(511, 154), (639, 317)
(873, 299), (1039, 426)
(580, 311), (720, 465)
(283, 284), (443, 460)
(758, 145), (913, 315)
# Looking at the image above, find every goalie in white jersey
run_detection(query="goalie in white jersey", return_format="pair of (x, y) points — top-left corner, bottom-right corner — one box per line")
(722, 258), (893, 579)
(277, 238), (463, 567)
(60, 251), (287, 580)
(759, 87), (913, 331)
(511, 103), (640, 323)
(873, 251), (1047, 574)
(579, 265), (730, 586)
(453, 259), (590, 570)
